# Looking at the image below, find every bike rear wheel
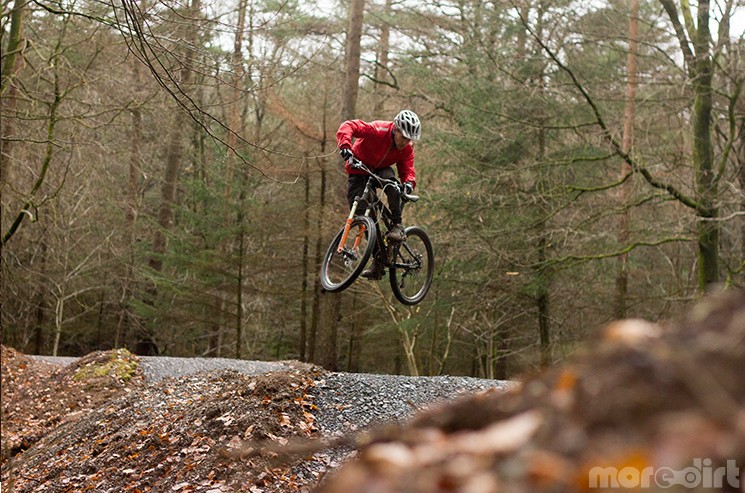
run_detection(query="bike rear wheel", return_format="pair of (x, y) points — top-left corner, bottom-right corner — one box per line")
(389, 226), (434, 305)
(320, 216), (377, 293)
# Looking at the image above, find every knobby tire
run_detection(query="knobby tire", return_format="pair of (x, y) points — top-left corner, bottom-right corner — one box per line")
(389, 226), (434, 305)
(320, 216), (377, 293)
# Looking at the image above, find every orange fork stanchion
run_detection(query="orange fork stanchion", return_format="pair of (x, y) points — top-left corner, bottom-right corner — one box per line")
(352, 223), (367, 250)
(337, 200), (360, 253)
(337, 218), (354, 253)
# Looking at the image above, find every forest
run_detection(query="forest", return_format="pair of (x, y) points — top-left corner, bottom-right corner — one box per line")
(1, 0), (743, 379)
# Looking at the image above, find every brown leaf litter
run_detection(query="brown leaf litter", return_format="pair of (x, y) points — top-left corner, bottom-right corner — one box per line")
(2, 348), (323, 492)
(2, 288), (744, 492)
(315, 288), (745, 493)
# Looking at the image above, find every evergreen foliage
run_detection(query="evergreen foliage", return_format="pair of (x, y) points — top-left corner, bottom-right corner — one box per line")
(2, 0), (743, 376)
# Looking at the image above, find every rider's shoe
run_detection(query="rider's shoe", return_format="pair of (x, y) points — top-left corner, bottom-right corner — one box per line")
(361, 259), (385, 280)
(387, 224), (406, 242)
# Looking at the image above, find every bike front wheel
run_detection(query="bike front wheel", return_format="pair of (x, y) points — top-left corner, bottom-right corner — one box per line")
(389, 226), (434, 305)
(320, 216), (377, 293)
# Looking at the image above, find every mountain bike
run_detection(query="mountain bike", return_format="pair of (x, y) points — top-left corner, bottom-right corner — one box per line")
(319, 158), (434, 305)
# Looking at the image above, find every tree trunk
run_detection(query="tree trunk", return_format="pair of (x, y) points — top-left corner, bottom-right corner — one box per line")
(399, 327), (419, 376)
(739, 120), (745, 285)
(495, 331), (508, 380)
(373, 0), (391, 115)
(0, 0), (26, 94)
(207, 320), (221, 356)
(146, 122), (182, 265)
(231, 0), (249, 359)
(317, 293), (341, 371)
(516, 4), (529, 61)
(117, 96), (142, 348)
(225, 0), (248, 194)
(146, 152), (184, 286)
(310, 156), (344, 370)
(341, 0), (364, 121)
(235, 187), (246, 359)
(692, 0), (717, 290)
(53, 296), (64, 356)
(307, 89), (331, 362)
(32, 239), (49, 354)
(534, 2), (551, 369)
(616, 0), (639, 318)
(141, 0), (199, 354)
(0, 0), (26, 222)
(346, 294), (362, 372)
(300, 161), (310, 361)
(309, 157), (326, 363)
(660, 0), (719, 291)
(537, 239), (551, 369)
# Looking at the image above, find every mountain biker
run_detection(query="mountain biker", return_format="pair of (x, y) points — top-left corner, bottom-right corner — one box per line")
(336, 109), (421, 280)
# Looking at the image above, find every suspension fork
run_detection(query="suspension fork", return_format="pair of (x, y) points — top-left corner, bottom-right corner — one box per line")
(336, 198), (370, 253)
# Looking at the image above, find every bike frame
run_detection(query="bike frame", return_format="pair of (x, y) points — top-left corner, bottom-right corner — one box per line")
(337, 162), (405, 254)
(337, 170), (401, 266)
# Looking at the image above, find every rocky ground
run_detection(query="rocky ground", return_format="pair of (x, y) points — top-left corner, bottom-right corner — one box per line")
(3, 288), (744, 493)
(0, 346), (508, 492)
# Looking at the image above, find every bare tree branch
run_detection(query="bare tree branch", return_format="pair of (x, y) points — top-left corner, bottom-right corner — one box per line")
(512, 2), (704, 214)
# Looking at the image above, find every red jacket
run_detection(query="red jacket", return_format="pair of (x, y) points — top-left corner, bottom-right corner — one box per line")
(336, 119), (416, 188)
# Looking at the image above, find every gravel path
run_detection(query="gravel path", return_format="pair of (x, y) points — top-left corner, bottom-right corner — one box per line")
(137, 356), (292, 381)
(310, 372), (512, 437)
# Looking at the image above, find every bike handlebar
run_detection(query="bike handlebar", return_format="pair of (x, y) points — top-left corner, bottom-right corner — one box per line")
(347, 157), (420, 203)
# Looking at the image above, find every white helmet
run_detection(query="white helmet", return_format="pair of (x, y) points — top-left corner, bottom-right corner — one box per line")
(394, 110), (421, 141)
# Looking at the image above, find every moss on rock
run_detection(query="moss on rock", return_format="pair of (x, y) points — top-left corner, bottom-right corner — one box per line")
(71, 348), (141, 383)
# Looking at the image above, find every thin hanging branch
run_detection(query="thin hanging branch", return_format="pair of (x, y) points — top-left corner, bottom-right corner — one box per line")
(541, 237), (693, 270)
(115, 0), (330, 184)
(361, 58), (399, 89)
(2, 41), (63, 245)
